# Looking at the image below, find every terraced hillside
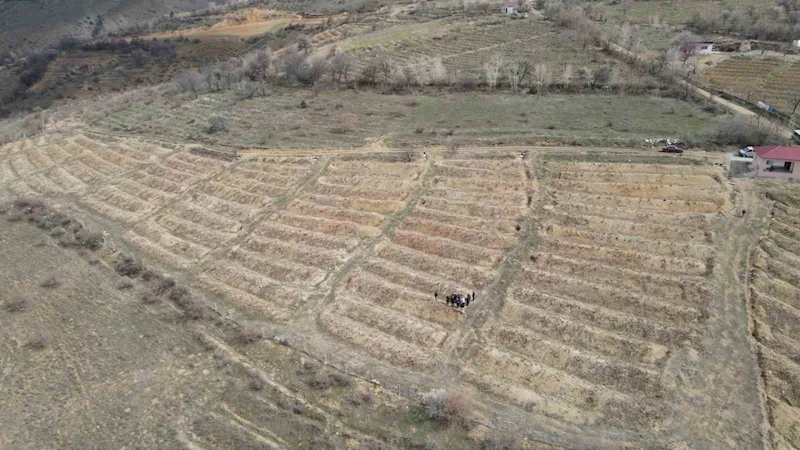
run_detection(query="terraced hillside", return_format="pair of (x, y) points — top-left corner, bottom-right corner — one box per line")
(704, 58), (800, 113)
(324, 152), (533, 370)
(752, 192), (800, 450)
(0, 132), (772, 447)
(465, 157), (731, 431)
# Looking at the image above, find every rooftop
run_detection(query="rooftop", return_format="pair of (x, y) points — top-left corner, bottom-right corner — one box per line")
(754, 146), (800, 161)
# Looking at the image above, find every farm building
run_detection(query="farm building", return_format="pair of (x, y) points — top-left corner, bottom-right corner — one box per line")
(693, 42), (715, 54)
(501, 2), (518, 14)
(753, 146), (800, 180)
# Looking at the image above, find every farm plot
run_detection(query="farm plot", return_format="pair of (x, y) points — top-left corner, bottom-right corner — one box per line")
(464, 158), (729, 428)
(200, 155), (425, 322)
(751, 196), (800, 450)
(129, 156), (318, 270)
(322, 152), (532, 370)
(345, 18), (601, 78)
(111, 151), (235, 262)
(3, 134), (169, 198)
(704, 58), (800, 113)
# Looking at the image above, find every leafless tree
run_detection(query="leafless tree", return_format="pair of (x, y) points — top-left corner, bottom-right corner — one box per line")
(283, 46), (307, 83)
(561, 64), (573, 86)
(534, 63), (551, 94)
(376, 56), (395, 84)
(304, 56), (328, 86)
(297, 36), (312, 54)
(484, 54), (505, 89)
(176, 70), (204, 99)
(330, 53), (353, 83)
(360, 61), (379, 85)
(790, 90), (800, 116)
(506, 57), (532, 90)
(448, 136), (464, 154)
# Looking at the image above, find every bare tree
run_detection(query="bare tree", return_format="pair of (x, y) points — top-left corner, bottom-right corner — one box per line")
(447, 136), (464, 154)
(176, 70), (204, 99)
(360, 61), (379, 85)
(376, 56), (395, 84)
(330, 53), (353, 84)
(304, 57), (328, 86)
(534, 63), (551, 94)
(297, 36), (312, 54)
(561, 64), (573, 86)
(506, 57), (532, 90)
(790, 90), (800, 116)
(484, 54), (505, 89)
(283, 46), (308, 83)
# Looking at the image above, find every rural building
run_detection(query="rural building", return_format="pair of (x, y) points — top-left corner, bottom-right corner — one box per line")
(753, 146), (800, 180)
(501, 2), (518, 14)
(693, 42), (715, 54)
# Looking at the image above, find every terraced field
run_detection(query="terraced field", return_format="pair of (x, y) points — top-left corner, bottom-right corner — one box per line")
(704, 58), (800, 113)
(200, 155), (426, 322)
(0, 134), (775, 447)
(465, 158), (730, 430)
(342, 17), (605, 78)
(752, 193), (800, 450)
(323, 152), (533, 370)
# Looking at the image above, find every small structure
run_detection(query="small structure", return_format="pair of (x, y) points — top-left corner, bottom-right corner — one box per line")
(501, 2), (518, 14)
(793, 39), (800, 48)
(753, 146), (800, 180)
(693, 42), (715, 54)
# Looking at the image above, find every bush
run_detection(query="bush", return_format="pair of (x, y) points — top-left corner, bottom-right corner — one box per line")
(116, 254), (143, 277)
(155, 278), (175, 294)
(423, 389), (472, 428)
(77, 231), (104, 250)
(207, 114), (228, 133)
(25, 332), (47, 350)
(237, 324), (263, 344)
(40, 276), (59, 288)
(705, 116), (774, 146)
(4, 297), (27, 312)
(481, 436), (521, 450)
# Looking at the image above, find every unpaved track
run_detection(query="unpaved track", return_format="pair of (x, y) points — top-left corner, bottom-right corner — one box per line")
(661, 180), (770, 448)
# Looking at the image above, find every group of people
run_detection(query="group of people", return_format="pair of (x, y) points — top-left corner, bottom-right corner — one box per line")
(434, 291), (475, 309)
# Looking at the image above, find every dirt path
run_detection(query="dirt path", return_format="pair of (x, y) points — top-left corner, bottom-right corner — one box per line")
(660, 180), (770, 448)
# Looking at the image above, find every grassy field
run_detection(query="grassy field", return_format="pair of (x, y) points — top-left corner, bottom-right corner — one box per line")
(85, 89), (731, 149)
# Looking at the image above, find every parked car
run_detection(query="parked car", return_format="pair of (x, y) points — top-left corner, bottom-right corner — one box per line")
(793, 129), (800, 144)
(738, 146), (755, 158)
(662, 144), (684, 153)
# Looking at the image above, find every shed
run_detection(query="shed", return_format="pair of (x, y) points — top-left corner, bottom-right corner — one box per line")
(502, 2), (518, 14)
(753, 146), (800, 180)
(693, 42), (715, 54)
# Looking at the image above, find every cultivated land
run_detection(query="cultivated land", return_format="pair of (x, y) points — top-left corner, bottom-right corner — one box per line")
(0, 127), (790, 448)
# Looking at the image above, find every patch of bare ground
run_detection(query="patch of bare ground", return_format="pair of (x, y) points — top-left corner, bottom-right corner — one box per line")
(751, 191), (800, 449)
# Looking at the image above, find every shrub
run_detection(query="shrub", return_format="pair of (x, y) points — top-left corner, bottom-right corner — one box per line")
(58, 234), (77, 247)
(481, 436), (521, 450)
(207, 114), (227, 133)
(77, 231), (104, 250)
(155, 278), (175, 295)
(705, 116), (774, 146)
(116, 254), (143, 277)
(40, 276), (59, 288)
(50, 226), (66, 237)
(25, 332), (47, 350)
(5, 297), (27, 312)
(423, 389), (472, 428)
(141, 293), (160, 304)
(237, 324), (263, 344)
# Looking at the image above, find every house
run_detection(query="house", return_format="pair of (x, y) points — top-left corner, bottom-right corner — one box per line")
(753, 146), (800, 180)
(502, 2), (518, 14)
(693, 42), (715, 54)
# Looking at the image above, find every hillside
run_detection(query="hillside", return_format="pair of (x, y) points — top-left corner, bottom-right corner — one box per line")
(0, 0), (208, 54)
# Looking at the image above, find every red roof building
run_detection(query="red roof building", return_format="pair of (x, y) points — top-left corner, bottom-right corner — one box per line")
(753, 146), (800, 179)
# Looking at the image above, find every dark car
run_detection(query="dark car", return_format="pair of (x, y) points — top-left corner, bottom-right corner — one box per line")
(662, 144), (684, 153)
